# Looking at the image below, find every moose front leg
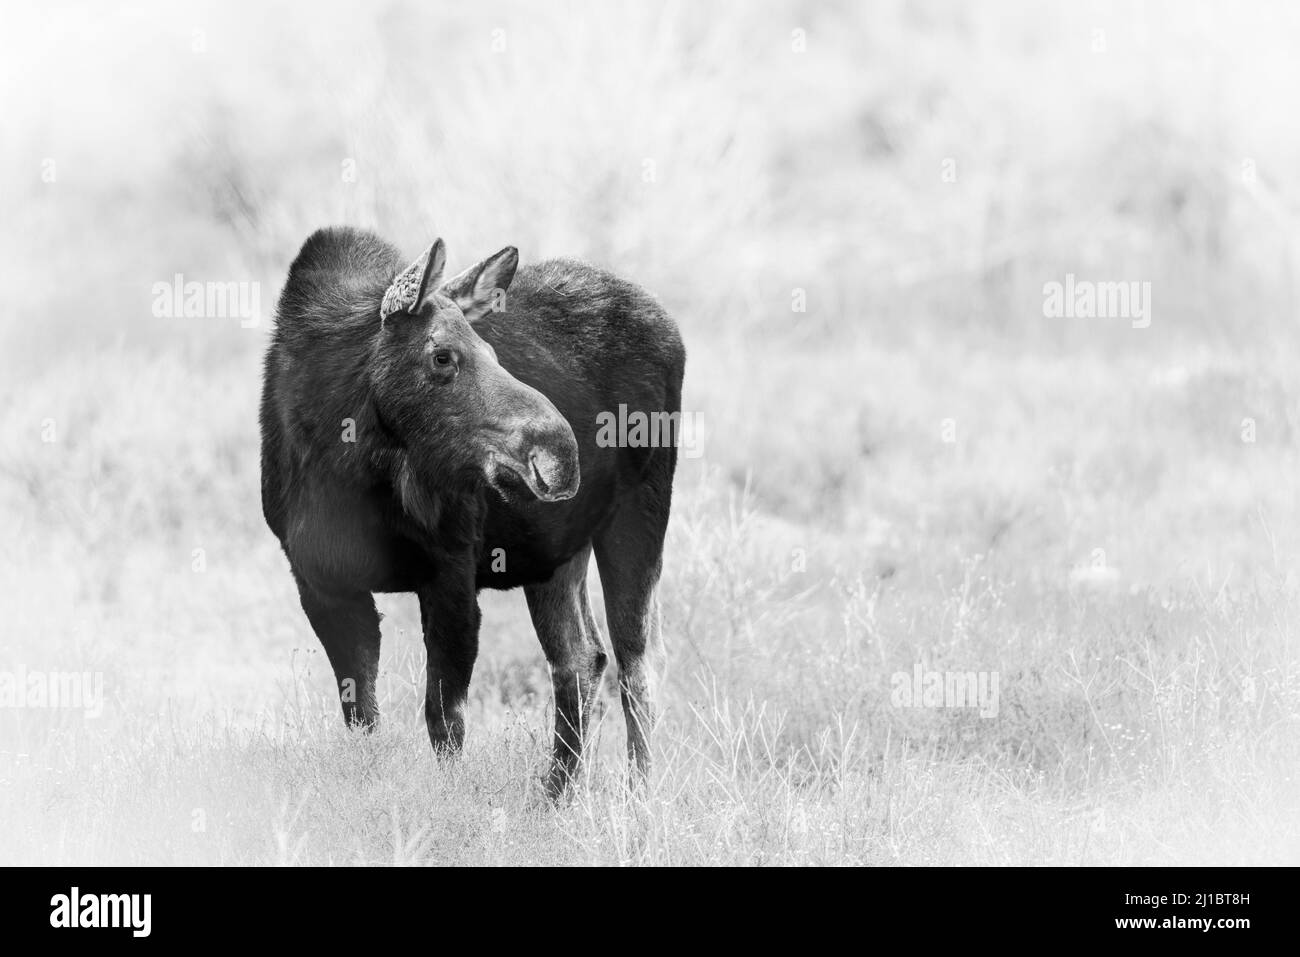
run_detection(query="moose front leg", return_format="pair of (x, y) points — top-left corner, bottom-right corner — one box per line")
(416, 573), (481, 754)
(525, 545), (608, 799)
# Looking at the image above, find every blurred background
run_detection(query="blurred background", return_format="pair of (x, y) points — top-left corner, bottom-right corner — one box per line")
(2, 0), (1299, 864)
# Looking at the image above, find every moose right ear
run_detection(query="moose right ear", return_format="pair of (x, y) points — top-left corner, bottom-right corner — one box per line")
(381, 238), (447, 322)
(441, 246), (519, 322)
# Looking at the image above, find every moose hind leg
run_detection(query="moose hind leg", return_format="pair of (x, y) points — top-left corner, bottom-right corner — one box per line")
(526, 545), (608, 799)
(593, 477), (672, 784)
(296, 581), (382, 729)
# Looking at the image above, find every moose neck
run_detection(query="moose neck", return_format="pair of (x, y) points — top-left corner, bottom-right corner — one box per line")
(387, 438), (489, 557)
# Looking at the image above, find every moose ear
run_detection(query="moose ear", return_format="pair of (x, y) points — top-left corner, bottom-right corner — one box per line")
(381, 238), (447, 322)
(441, 246), (518, 322)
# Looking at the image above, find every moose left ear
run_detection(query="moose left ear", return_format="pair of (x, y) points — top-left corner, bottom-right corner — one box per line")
(441, 246), (519, 322)
(381, 238), (447, 322)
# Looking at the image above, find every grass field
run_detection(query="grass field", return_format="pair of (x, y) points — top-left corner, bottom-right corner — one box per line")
(2, 0), (1299, 865)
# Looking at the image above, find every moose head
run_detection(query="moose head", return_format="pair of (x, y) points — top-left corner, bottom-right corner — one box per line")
(369, 238), (579, 503)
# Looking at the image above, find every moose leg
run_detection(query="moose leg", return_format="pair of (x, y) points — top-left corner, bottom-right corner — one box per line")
(593, 474), (672, 785)
(296, 580), (382, 729)
(417, 575), (481, 754)
(525, 545), (608, 799)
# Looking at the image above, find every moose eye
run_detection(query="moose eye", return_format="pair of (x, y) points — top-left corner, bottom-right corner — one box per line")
(433, 350), (454, 367)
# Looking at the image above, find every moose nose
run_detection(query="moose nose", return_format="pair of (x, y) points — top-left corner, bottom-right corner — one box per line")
(523, 420), (579, 501)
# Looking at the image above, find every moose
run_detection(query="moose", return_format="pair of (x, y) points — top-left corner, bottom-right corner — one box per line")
(259, 226), (684, 797)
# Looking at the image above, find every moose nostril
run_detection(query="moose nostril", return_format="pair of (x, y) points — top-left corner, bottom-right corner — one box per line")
(524, 433), (579, 500)
(528, 452), (552, 493)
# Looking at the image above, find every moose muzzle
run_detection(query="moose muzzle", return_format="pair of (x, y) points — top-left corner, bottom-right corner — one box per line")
(486, 385), (580, 503)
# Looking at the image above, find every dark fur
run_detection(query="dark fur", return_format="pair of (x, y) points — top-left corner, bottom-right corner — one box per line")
(260, 226), (684, 795)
